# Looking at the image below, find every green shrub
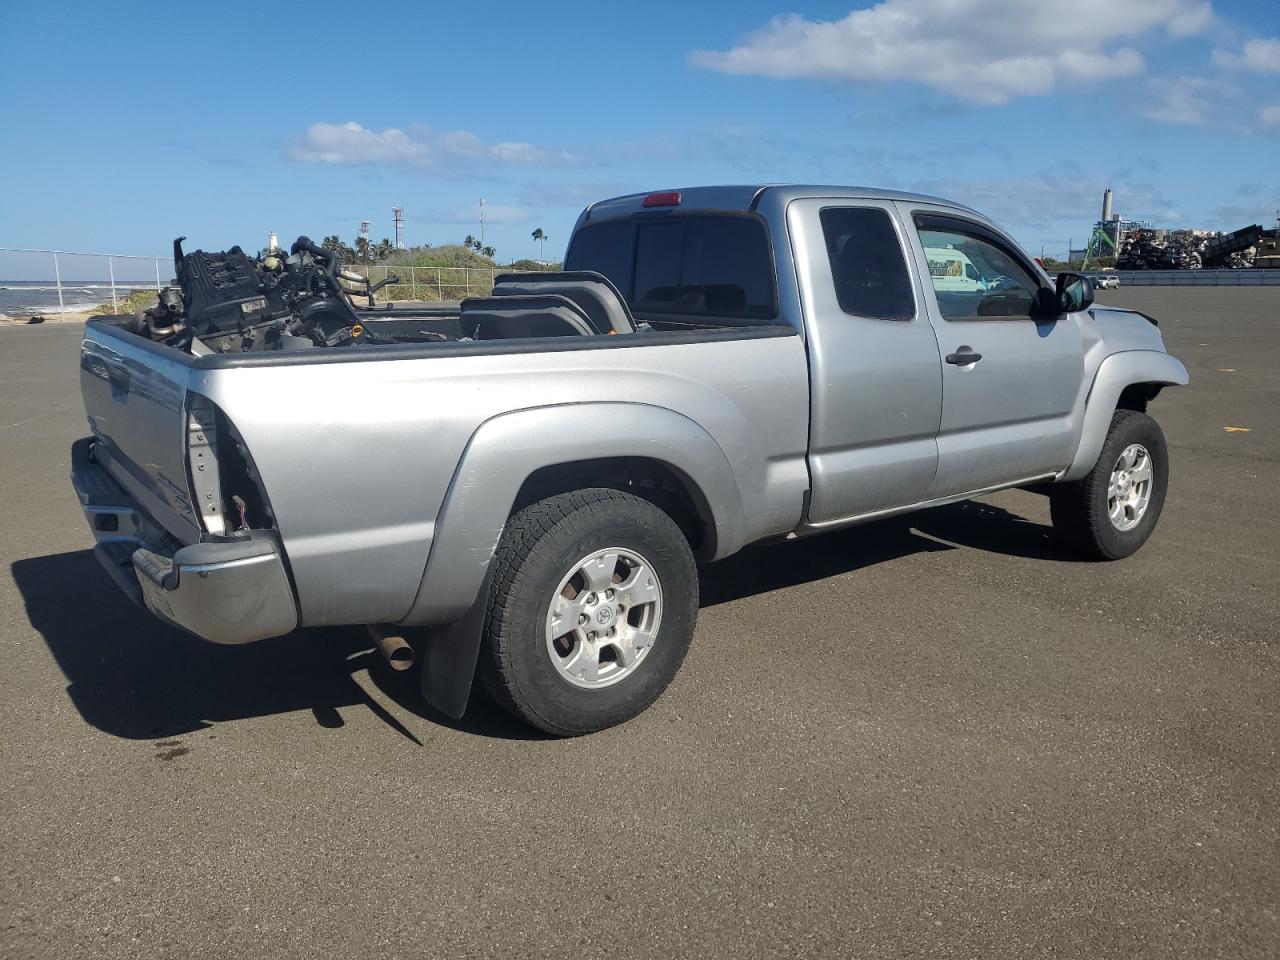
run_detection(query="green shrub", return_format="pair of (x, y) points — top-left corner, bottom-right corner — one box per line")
(364, 246), (565, 301)
(507, 259), (563, 272)
(94, 288), (160, 315)
(381, 244), (496, 269)
(365, 244), (494, 301)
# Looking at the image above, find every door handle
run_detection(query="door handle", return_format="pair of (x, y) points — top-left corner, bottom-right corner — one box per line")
(945, 347), (982, 366)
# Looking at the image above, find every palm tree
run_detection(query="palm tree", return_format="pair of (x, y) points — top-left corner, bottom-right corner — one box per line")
(531, 227), (547, 261)
(463, 234), (477, 250)
(321, 235), (356, 263)
(481, 245), (496, 259)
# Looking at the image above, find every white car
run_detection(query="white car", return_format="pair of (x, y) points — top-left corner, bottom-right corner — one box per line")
(1093, 273), (1120, 289)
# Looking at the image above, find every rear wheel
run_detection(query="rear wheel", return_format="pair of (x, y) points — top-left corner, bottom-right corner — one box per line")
(1050, 409), (1169, 560)
(479, 488), (698, 736)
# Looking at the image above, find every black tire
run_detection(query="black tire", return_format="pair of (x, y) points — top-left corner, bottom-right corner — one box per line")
(1050, 409), (1169, 560)
(478, 488), (698, 736)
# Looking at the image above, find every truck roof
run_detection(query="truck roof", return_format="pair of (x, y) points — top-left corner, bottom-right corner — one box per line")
(582, 184), (983, 223)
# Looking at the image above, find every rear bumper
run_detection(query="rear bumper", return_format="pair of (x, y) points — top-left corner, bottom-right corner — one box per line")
(71, 438), (298, 644)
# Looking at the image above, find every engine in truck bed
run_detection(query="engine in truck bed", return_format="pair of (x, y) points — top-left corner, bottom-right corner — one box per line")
(179, 245), (289, 334)
(124, 234), (450, 352)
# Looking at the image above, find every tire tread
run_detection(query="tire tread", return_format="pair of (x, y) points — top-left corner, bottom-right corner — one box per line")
(478, 488), (693, 735)
(1051, 409), (1167, 560)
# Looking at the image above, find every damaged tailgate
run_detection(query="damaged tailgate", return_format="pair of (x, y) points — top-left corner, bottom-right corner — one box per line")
(79, 324), (202, 544)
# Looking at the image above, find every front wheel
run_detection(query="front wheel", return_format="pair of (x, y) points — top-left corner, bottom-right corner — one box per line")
(478, 488), (699, 736)
(1050, 409), (1169, 560)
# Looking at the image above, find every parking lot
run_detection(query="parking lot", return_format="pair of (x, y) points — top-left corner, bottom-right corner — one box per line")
(1, 288), (1276, 959)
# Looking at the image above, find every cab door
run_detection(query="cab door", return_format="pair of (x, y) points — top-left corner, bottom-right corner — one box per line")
(787, 198), (943, 523)
(899, 204), (1085, 498)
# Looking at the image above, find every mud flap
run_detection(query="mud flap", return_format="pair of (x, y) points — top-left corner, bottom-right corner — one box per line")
(418, 567), (494, 719)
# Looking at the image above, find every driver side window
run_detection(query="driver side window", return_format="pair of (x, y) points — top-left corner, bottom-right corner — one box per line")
(916, 222), (1043, 321)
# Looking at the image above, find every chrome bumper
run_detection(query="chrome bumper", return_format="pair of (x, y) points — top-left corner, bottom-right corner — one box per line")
(71, 438), (298, 644)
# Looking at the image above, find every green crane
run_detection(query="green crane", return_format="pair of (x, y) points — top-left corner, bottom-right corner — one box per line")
(1082, 223), (1117, 270)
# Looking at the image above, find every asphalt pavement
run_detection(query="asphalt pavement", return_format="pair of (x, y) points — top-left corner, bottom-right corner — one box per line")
(1, 288), (1277, 959)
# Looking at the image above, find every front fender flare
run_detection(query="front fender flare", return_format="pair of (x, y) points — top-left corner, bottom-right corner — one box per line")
(402, 402), (745, 628)
(1061, 350), (1189, 482)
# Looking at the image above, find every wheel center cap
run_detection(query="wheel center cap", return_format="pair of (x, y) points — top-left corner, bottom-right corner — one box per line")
(594, 605), (615, 627)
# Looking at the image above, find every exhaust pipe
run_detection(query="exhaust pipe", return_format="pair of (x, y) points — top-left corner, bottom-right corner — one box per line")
(367, 624), (415, 671)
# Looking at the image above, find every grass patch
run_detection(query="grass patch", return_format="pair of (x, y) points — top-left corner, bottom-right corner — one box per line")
(91, 246), (567, 312)
(360, 245), (562, 301)
(94, 288), (159, 315)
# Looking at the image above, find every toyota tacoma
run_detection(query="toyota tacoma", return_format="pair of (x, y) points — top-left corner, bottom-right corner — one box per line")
(71, 185), (1189, 735)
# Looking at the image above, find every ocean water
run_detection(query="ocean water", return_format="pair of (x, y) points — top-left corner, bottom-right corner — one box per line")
(0, 280), (157, 318)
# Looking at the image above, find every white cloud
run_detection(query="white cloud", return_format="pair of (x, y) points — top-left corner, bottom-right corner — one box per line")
(690, 0), (1214, 104)
(1140, 77), (1216, 125)
(414, 205), (533, 225)
(489, 142), (574, 165)
(918, 173), (1180, 232)
(1213, 37), (1280, 73)
(520, 182), (639, 208)
(289, 122), (432, 166)
(1139, 75), (1243, 126)
(1211, 202), (1279, 230)
(1263, 104), (1280, 126)
(1167, 1), (1216, 36)
(288, 121), (574, 168)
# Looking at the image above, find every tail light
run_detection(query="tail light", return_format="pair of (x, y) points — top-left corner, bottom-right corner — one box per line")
(642, 191), (682, 208)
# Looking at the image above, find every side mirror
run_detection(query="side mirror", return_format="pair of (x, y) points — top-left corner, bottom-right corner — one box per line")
(1055, 272), (1094, 313)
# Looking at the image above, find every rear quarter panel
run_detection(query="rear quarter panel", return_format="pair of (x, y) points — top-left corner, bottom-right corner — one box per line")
(198, 333), (811, 626)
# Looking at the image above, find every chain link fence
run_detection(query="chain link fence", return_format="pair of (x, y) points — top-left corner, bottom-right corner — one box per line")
(341, 264), (500, 302)
(0, 248), (536, 318)
(0, 247), (169, 317)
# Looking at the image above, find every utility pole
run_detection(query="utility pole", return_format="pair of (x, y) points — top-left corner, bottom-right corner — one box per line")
(480, 198), (486, 246)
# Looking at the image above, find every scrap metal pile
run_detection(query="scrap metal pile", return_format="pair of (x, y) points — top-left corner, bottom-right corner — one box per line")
(1202, 225), (1266, 268)
(1117, 225), (1263, 270)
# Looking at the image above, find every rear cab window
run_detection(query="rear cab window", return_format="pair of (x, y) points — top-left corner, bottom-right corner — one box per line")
(565, 213), (778, 325)
(818, 207), (915, 321)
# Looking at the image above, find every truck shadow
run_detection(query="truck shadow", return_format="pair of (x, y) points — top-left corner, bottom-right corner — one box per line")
(11, 499), (1072, 742)
(9, 550), (538, 743)
(700, 497), (1072, 606)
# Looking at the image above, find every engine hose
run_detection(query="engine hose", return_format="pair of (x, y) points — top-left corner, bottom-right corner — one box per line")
(290, 236), (339, 276)
(136, 306), (183, 339)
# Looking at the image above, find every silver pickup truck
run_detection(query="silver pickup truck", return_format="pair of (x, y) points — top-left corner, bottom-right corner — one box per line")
(73, 185), (1188, 735)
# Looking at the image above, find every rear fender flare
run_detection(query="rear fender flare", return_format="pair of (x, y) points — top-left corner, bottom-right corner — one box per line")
(1062, 350), (1188, 482)
(401, 402), (745, 627)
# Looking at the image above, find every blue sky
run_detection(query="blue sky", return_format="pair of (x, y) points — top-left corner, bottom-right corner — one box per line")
(1, 0), (1277, 275)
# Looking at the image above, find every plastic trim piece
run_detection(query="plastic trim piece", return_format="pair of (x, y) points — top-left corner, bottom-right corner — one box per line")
(1060, 350), (1189, 482)
(401, 403), (745, 627)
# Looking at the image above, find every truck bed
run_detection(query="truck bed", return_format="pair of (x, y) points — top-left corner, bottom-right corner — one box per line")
(78, 314), (811, 631)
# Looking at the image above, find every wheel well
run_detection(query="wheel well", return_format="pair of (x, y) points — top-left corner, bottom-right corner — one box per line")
(512, 458), (716, 559)
(1118, 382), (1163, 414)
